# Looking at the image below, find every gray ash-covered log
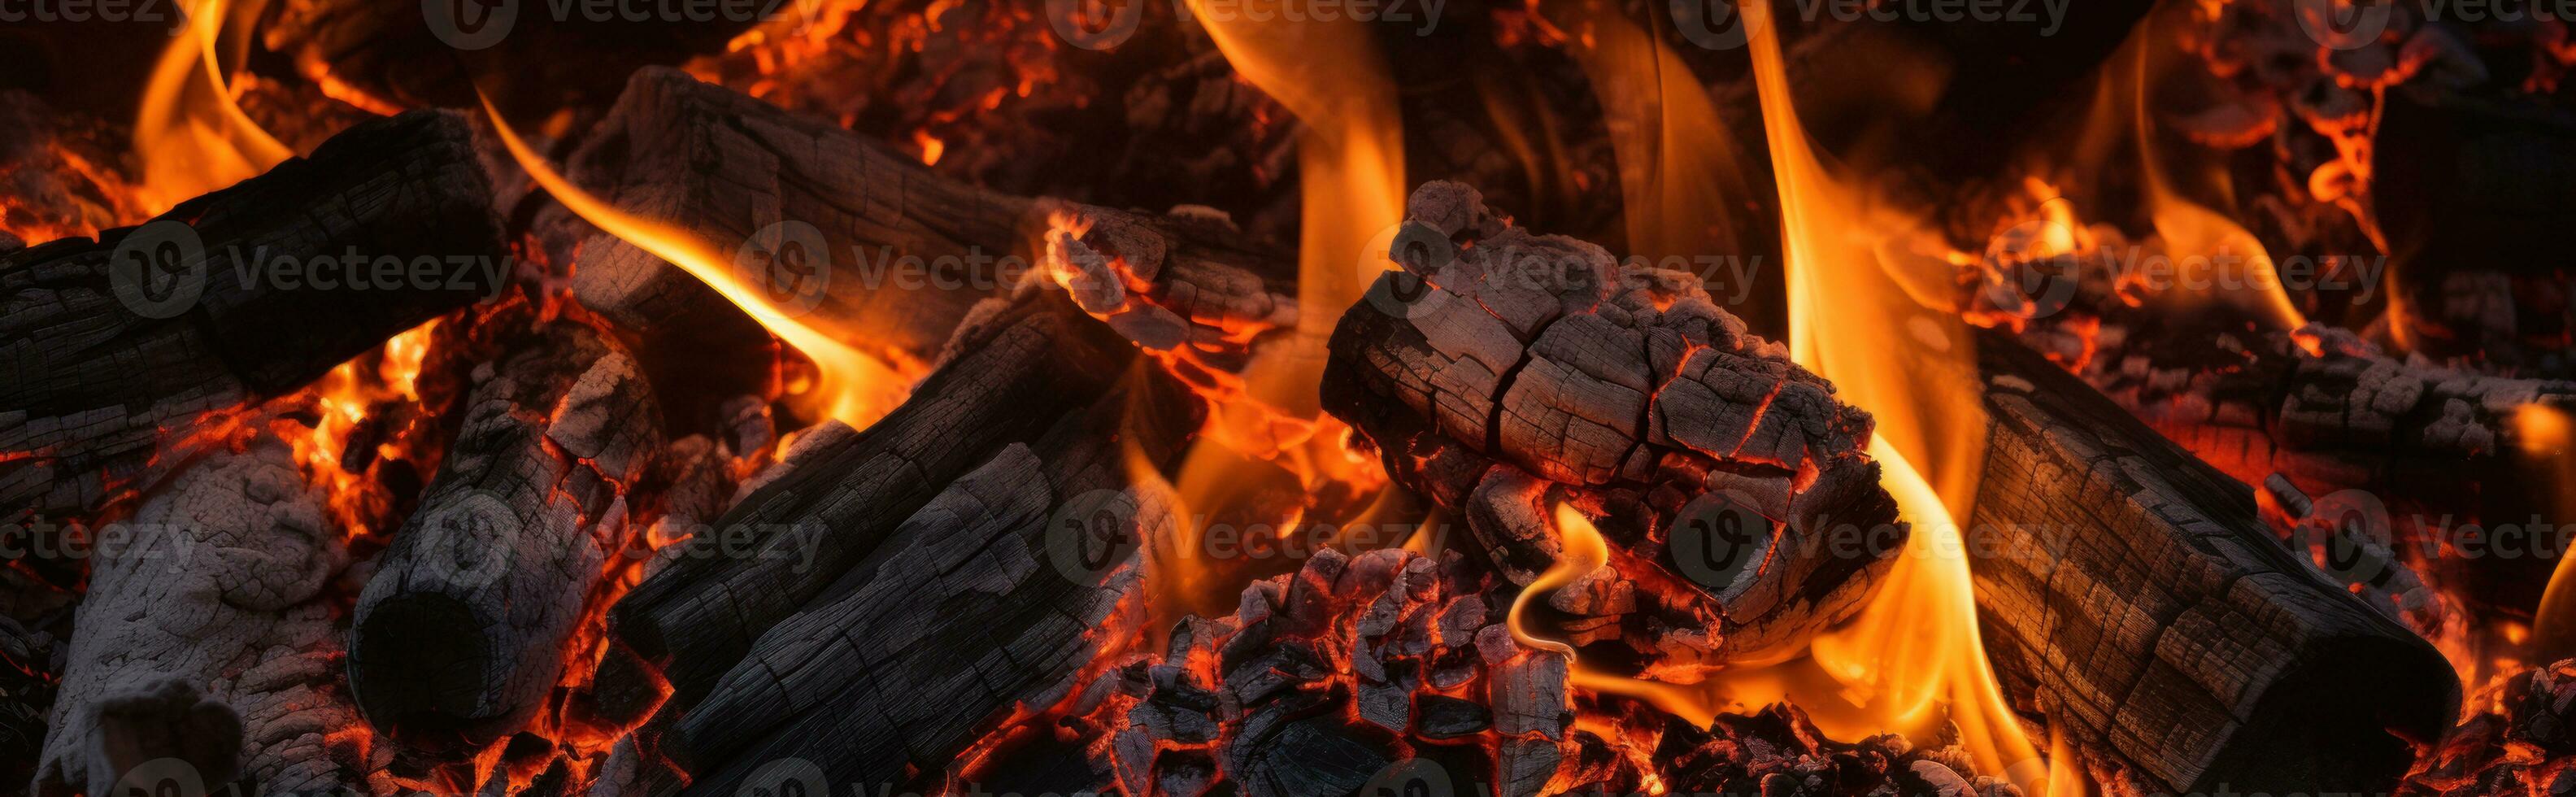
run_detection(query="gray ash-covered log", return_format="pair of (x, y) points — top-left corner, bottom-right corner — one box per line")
(346, 318), (660, 750)
(0, 110), (505, 525)
(1969, 328), (2461, 795)
(35, 428), (372, 797)
(1321, 181), (1900, 670)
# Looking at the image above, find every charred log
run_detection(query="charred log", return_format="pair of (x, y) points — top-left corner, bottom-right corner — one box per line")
(1969, 329), (2461, 795)
(598, 289), (1165, 740)
(1321, 181), (1899, 668)
(346, 319), (660, 751)
(0, 110), (505, 525)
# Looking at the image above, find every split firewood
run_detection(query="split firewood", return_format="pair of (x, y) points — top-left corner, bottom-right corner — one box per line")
(0, 110), (505, 525)
(650, 356), (1200, 797)
(538, 68), (1304, 419)
(597, 288), (1172, 738)
(1969, 329), (2461, 795)
(346, 318), (659, 750)
(1322, 181), (1901, 671)
(34, 429), (369, 797)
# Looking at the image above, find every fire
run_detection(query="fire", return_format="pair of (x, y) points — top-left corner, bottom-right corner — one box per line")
(2126, 37), (2308, 332)
(478, 91), (912, 427)
(2522, 405), (2576, 664)
(1738, 0), (2053, 790)
(134, 0), (293, 213)
(1142, 0), (1408, 614)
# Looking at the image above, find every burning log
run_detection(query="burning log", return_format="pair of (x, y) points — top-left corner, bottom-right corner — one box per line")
(1321, 181), (1899, 668)
(597, 289), (1192, 785)
(543, 67), (1039, 383)
(346, 318), (660, 750)
(34, 429), (368, 797)
(652, 360), (1199, 796)
(0, 110), (505, 525)
(1969, 329), (2461, 795)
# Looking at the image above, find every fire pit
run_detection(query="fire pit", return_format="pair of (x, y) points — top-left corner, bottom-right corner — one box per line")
(3, 0), (2573, 795)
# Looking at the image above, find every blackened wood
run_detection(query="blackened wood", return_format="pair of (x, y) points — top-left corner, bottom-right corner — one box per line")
(346, 320), (659, 750)
(1322, 181), (1898, 664)
(0, 111), (504, 525)
(598, 290), (1151, 724)
(1969, 329), (2461, 795)
(662, 359), (1199, 797)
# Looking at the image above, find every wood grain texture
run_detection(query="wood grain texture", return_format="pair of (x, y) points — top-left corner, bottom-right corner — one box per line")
(1970, 330), (2460, 795)
(0, 111), (503, 525)
(346, 320), (660, 749)
(34, 431), (365, 797)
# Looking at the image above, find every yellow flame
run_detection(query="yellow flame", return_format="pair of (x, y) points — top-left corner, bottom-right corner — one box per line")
(1558, 6), (1751, 285)
(1808, 440), (2048, 787)
(1738, 0), (2048, 787)
(478, 92), (907, 426)
(1148, 0), (1408, 611)
(2126, 37), (2306, 330)
(2521, 406), (2576, 663)
(135, 0), (291, 212)
(1506, 504), (1733, 728)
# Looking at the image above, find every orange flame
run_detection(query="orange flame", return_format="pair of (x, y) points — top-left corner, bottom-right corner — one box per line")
(2126, 37), (2307, 331)
(134, 0), (291, 213)
(1738, 0), (2054, 788)
(479, 91), (910, 427)
(2522, 406), (2576, 664)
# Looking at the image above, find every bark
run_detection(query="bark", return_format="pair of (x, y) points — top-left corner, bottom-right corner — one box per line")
(0, 110), (504, 525)
(595, 289), (1162, 735)
(346, 320), (661, 751)
(655, 356), (1201, 797)
(1321, 181), (1899, 667)
(1969, 329), (2461, 795)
